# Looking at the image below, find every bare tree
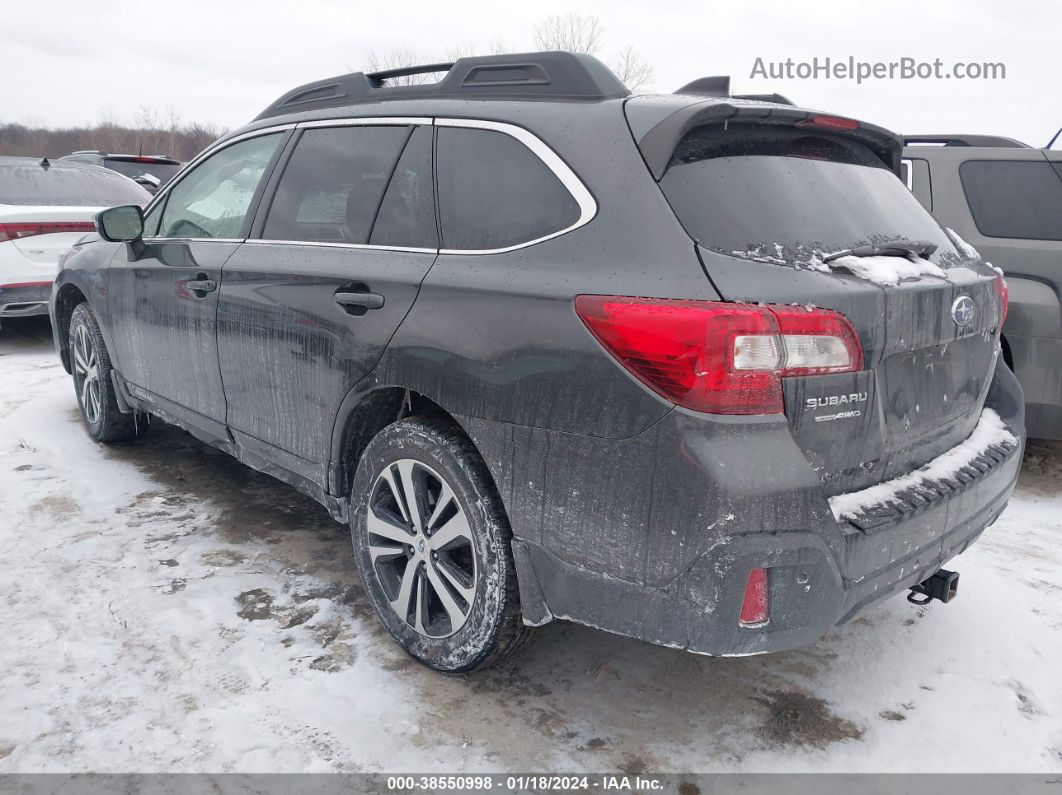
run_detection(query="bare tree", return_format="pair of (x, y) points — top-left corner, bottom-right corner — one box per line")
(611, 45), (654, 91)
(533, 12), (604, 54)
(0, 112), (223, 162)
(445, 39), (512, 61)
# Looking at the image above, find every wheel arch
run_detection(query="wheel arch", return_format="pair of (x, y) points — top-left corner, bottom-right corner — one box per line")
(330, 384), (473, 501)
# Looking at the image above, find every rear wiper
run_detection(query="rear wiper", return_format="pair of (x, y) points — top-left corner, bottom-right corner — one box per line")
(823, 239), (938, 263)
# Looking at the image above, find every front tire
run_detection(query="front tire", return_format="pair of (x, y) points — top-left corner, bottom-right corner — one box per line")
(68, 302), (145, 444)
(350, 417), (530, 672)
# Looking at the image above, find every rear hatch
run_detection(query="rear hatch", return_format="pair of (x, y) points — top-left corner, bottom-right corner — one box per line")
(628, 100), (1004, 495)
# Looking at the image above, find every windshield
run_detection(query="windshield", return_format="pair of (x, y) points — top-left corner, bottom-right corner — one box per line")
(660, 125), (961, 265)
(104, 159), (181, 184)
(0, 163), (151, 206)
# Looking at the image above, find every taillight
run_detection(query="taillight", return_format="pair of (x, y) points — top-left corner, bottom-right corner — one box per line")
(994, 273), (1009, 327)
(739, 568), (770, 627)
(0, 222), (95, 243)
(574, 296), (863, 415)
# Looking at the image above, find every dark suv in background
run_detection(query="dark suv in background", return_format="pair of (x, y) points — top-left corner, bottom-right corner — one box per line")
(59, 151), (182, 194)
(903, 135), (1062, 439)
(51, 52), (1023, 672)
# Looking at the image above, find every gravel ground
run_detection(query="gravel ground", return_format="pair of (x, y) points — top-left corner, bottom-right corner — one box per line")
(1, 316), (1060, 773)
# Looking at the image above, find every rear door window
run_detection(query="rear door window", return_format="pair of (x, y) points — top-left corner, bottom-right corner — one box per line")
(262, 125), (410, 244)
(659, 125), (957, 263)
(436, 126), (580, 250)
(157, 133), (281, 239)
(959, 160), (1062, 241)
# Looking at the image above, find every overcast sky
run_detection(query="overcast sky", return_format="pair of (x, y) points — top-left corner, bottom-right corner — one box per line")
(3, 0), (1059, 147)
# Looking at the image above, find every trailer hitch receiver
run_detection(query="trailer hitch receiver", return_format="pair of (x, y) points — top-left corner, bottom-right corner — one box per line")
(907, 569), (959, 605)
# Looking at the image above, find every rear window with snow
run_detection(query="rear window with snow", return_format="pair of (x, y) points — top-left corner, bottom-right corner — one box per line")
(659, 125), (959, 264)
(0, 163), (150, 207)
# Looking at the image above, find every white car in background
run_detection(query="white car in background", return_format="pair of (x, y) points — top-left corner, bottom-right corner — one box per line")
(0, 156), (149, 326)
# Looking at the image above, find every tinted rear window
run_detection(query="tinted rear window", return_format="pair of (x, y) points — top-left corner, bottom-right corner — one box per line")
(660, 125), (958, 263)
(436, 127), (580, 250)
(0, 163), (150, 206)
(104, 158), (181, 184)
(959, 160), (1062, 241)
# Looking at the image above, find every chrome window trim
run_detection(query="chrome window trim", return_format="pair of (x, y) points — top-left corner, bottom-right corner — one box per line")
(298, 117), (432, 129)
(434, 117), (597, 255)
(240, 239), (437, 255)
(901, 157), (915, 191)
(142, 115), (597, 254)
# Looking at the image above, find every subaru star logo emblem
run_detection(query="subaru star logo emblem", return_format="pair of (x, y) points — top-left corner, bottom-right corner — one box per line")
(951, 295), (976, 327)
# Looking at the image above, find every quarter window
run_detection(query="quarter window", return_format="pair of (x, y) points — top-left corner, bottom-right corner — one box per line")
(262, 125), (410, 244)
(959, 160), (1062, 241)
(436, 127), (580, 250)
(157, 134), (281, 239)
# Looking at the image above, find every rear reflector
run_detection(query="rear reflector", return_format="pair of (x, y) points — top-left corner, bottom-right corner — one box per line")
(739, 568), (770, 627)
(994, 273), (1009, 327)
(575, 296), (863, 415)
(0, 222), (95, 243)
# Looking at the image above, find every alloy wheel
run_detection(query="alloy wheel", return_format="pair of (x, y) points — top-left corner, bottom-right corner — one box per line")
(367, 459), (478, 638)
(72, 324), (102, 425)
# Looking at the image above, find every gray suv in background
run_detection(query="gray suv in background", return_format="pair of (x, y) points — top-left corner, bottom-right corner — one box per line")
(903, 135), (1062, 439)
(59, 151), (182, 194)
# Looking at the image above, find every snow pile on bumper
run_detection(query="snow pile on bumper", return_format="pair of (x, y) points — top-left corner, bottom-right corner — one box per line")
(829, 408), (1019, 522)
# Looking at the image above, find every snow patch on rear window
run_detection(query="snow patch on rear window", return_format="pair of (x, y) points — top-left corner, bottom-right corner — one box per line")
(828, 408), (1017, 522)
(945, 227), (982, 261)
(823, 254), (947, 286)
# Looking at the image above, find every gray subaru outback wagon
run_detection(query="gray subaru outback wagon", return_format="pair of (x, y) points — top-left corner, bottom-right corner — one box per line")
(51, 52), (1024, 672)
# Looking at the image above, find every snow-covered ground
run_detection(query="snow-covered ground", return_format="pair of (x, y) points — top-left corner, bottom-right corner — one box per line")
(1, 316), (1060, 773)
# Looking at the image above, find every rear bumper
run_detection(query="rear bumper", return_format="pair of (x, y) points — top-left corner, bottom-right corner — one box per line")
(0, 282), (52, 318)
(516, 440), (1018, 655)
(471, 359), (1026, 656)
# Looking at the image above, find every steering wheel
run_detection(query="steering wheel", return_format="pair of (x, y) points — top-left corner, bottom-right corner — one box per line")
(167, 219), (212, 239)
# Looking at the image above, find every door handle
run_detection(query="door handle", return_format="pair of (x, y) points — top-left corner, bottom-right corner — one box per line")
(187, 276), (217, 296)
(334, 289), (385, 313)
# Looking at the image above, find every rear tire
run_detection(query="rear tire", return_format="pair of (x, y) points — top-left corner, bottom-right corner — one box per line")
(350, 417), (531, 672)
(68, 302), (146, 444)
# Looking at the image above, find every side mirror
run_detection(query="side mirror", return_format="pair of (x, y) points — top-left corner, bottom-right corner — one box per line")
(96, 205), (144, 242)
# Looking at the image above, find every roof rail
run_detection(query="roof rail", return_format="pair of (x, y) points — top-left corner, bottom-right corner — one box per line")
(256, 51), (630, 120)
(904, 134), (1030, 148)
(674, 76), (794, 106)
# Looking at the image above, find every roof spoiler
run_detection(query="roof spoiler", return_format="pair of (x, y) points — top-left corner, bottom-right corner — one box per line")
(256, 51), (630, 120)
(674, 75), (794, 106)
(636, 101), (903, 180)
(904, 134), (1030, 148)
